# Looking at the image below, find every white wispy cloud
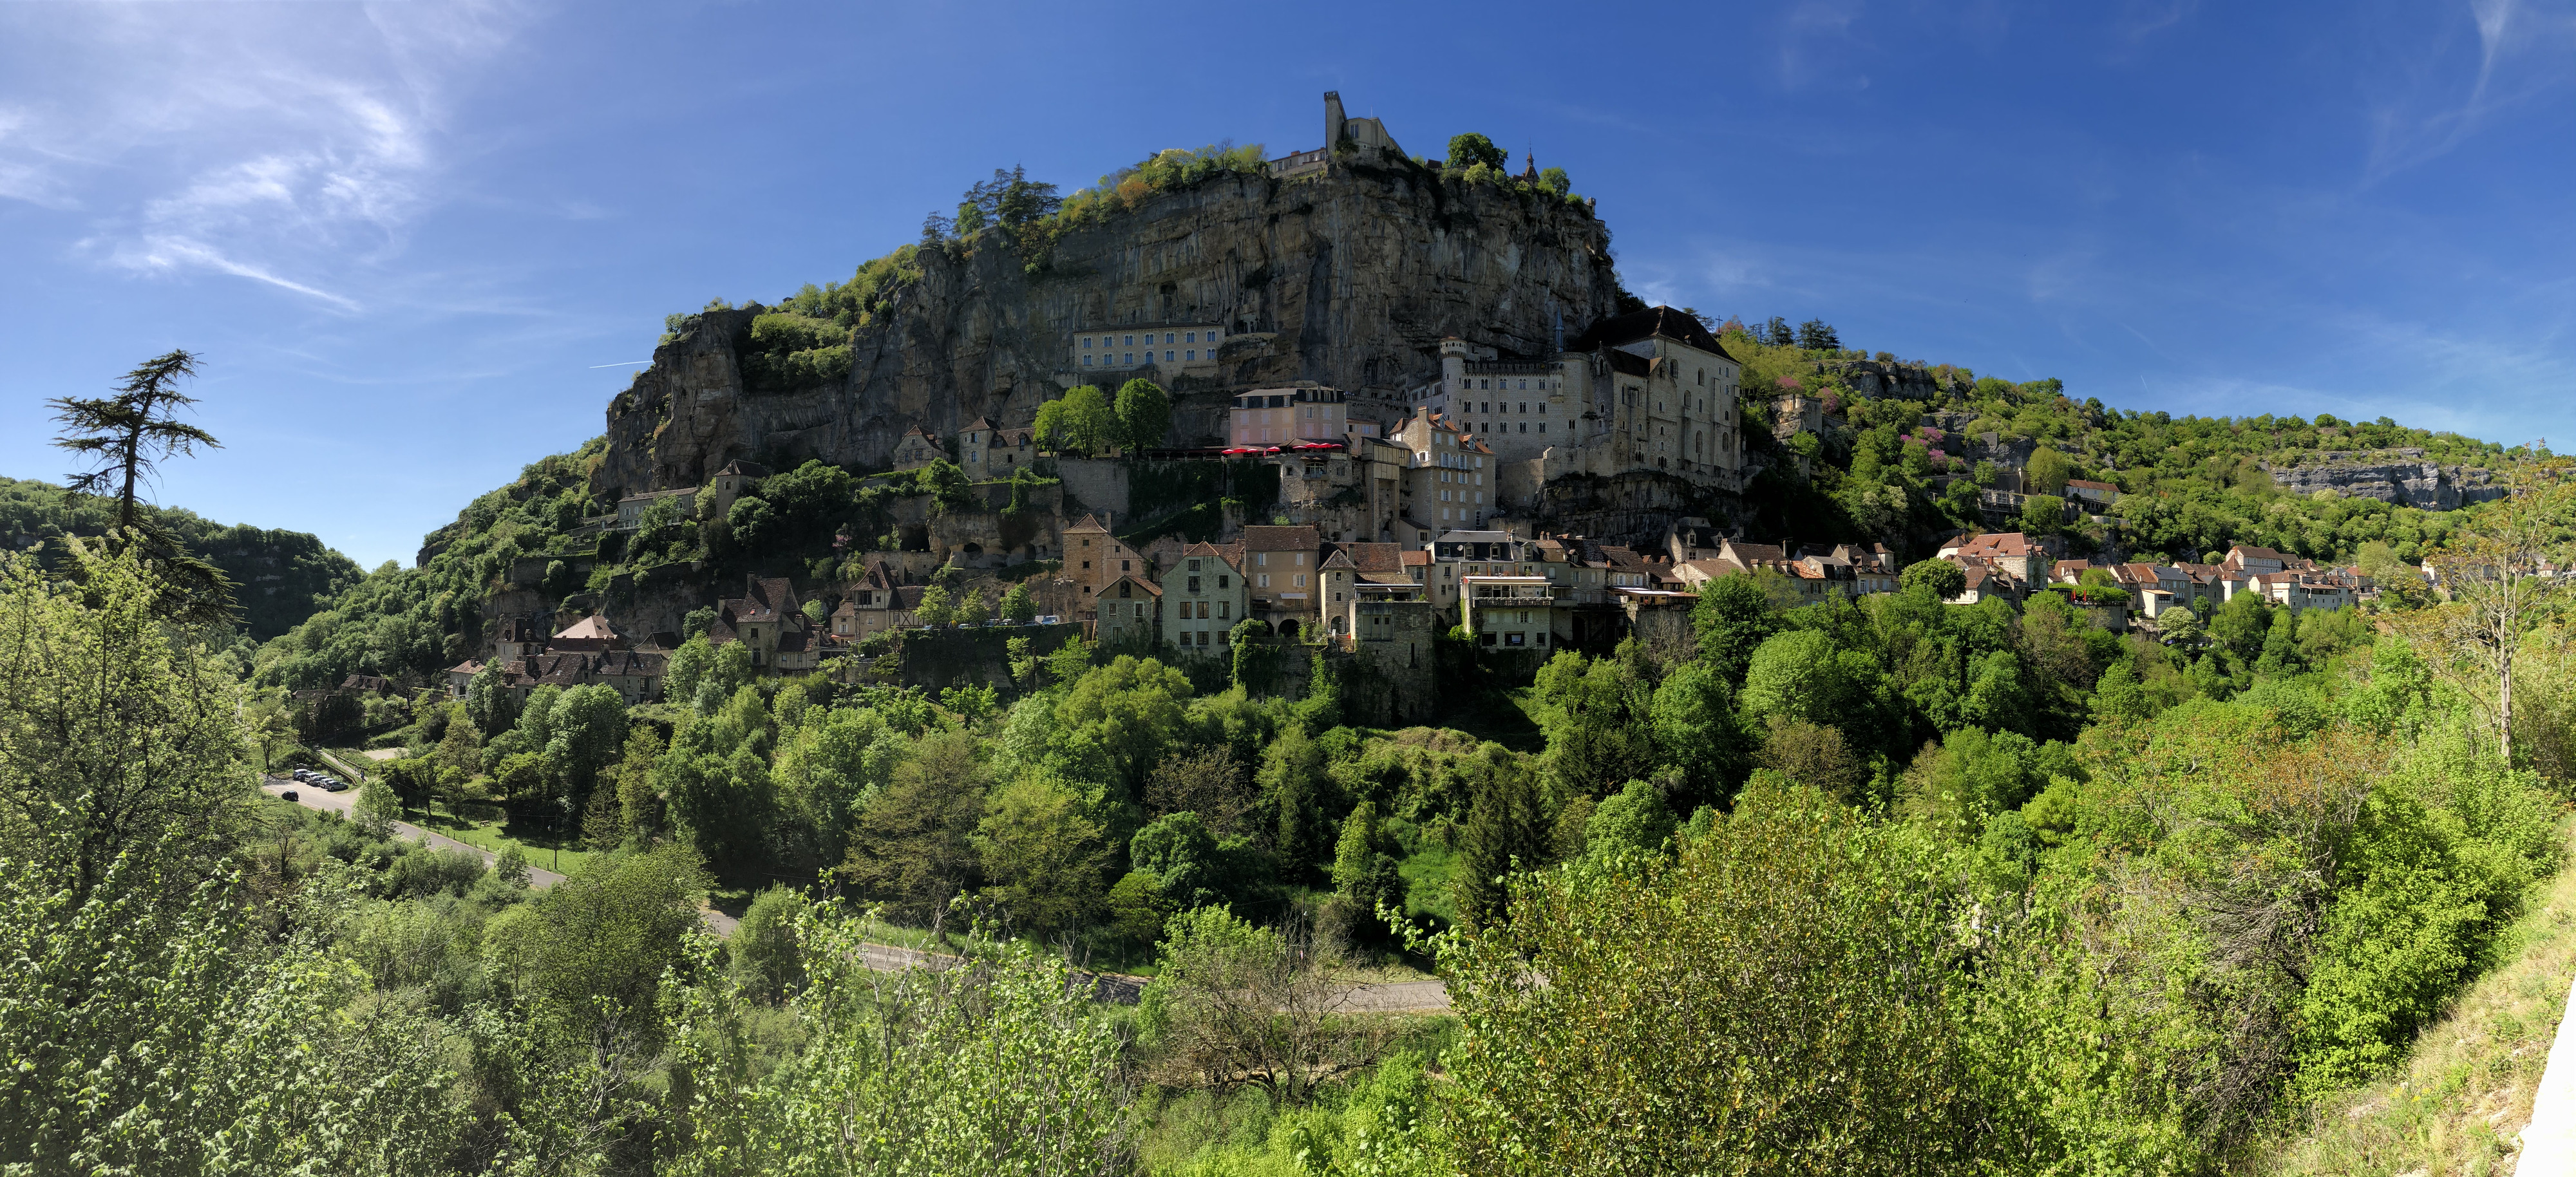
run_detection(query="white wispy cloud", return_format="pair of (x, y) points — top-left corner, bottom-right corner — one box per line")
(2364, 0), (2576, 181)
(0, 3), (526, 312)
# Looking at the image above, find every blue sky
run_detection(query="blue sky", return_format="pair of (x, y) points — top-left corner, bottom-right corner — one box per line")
(3, 1), (2571, 570)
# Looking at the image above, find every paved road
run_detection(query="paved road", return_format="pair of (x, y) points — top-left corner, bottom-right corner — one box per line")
(260, 777), (569, 889)
(1338, 980), (1452, 1012)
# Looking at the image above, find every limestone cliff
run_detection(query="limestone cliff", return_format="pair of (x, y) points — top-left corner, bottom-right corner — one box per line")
(2265, 450), (2503, 510)
(592, 162), (1621, 502)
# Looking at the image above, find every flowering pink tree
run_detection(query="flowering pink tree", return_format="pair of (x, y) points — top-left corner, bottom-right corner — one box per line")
(1777, 375), (1803, 391)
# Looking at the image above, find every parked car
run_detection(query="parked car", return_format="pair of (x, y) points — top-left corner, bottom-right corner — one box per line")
(291, 769), (314, 782)
(279, 790), (299, 803)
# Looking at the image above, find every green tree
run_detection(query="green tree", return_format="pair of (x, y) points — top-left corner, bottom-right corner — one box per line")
(1900, 558), (1967, 601)
(664, 906), (1128, 1175)
(1539, 165), (1571, 194)
(2023, 447), (2074, 494)
(483, 843), (707, 1046)
(730, 885), (809, 1004)
(1114, 378), (1173, 453)
(665, 634), (714, 702)
(46, 349), (236, 625)
(914, 584), (953, 628)
(1692, 572), (1777, 684)
(1585, 778), (1676, 858)
(838, 730), (987, 929)
(1452, 746), (1549, 929)
(1328, 800), (1403, 937)
(0, 851), (462, 1171)
(1445, 132), (1506, 171)
(1438, 778), (2009, 1172)
(1036, 385), (1119, 457)
(999, 581), (1038, 624)
(0, 548), (250, 899)
(2019, 493), (2067, 536)
(972, 776), (1108, 938)
(1649, 661), (1750, 811)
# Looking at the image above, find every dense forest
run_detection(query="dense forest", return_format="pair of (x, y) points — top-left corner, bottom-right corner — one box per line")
(0, 474), (364, 640)
(8, 459), (2571, 1172)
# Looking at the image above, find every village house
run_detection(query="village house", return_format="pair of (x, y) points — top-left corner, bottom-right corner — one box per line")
(832, 558), (923, 639)
(890, 426), (946, 472)
(959, 417), (1036, 473)
(1316, 541), (1413, 637)
(1159, 541), (1248, 652)
(1243, 523), (1325, 637)
(1094, 574), (1162, 645)
(1461, 574), (1564, 650)
(707, 576), (818, 673)
(1063, 514), (1149, 612)
(614, 487), (696, 531)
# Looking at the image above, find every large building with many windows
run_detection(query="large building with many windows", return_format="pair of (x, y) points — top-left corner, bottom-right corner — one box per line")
(1069, 323), (1227, 378)
(1406, 305), (1747, 511)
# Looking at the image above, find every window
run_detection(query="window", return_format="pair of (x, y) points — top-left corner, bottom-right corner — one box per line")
(1258, 574), (1271, 587)
(1294, 574), (1306, 587)
(1164, 351), (1174, 362)
(1185, 331), (1196, 342)
(1081, 337), (1092, 348)
(1218, 576), (1229, 588)
(1122, 334), (1133, 346)
(1121, 559), (1130, 571)
(1186, 350), (1196, 361)
(1083, 355), (1093, 366)
(1218, 601), (1230, 619)
(1123, 353), (1133, 364)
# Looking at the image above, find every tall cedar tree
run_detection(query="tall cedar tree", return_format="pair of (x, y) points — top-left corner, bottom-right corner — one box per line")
(47, 350), (236, 625)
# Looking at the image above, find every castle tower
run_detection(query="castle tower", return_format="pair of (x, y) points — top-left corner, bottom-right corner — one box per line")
(1324, 91), (1347, 149)
(1522, 151), (1539, 182)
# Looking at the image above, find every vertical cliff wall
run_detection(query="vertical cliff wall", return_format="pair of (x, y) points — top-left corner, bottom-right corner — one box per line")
(592, 161), (1622, 501)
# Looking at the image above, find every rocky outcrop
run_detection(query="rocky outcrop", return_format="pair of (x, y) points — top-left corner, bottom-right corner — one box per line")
(2265, 449), (2503, 510)
(591, 162), (1621, 502)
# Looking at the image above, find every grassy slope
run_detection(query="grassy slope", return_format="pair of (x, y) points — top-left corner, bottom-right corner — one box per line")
(2253, 814), (2576, 1175)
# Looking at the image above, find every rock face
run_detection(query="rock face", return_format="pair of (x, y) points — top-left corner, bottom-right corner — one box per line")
(2265, 450), (2503, 510)
(591, 163), (1622, 502)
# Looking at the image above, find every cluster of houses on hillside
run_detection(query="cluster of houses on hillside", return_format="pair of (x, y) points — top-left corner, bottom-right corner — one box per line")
(1935, 534), (2375, 618)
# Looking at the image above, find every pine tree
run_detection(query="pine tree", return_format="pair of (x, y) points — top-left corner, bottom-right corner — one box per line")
(47, 350), (237, 625)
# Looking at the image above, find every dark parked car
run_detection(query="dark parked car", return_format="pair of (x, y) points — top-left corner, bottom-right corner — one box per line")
(280, 790), (299, 803)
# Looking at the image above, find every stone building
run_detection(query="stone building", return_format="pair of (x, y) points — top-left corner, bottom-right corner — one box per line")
(1316, 542), (1413, 638)
(959, 418), (1036, 475)
(706, 460), (770, 516)
(1063, 514), (1148, 613)
(1095, 574), (1162, 645)
(1160, 541), (1247, 652)
(707, 576), (817, 673)
(891, 427), (945, 472)
(1242, 524), (1325, 637)
(1230, 386), (1376, 447)
(1406, 305), (1747, 514)
(615, 487), (695, 531)
(1392, 410), (1499, 531)
(1071, 324), (1227, 379)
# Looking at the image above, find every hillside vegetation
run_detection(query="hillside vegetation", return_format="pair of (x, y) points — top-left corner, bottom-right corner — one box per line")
(1718, 321), (2508, 569)
(0, 474), (363, 641)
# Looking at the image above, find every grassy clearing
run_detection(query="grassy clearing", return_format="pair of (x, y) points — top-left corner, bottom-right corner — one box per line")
(415, 808), (598, 877)
(2250, 813), (2576, 1176)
